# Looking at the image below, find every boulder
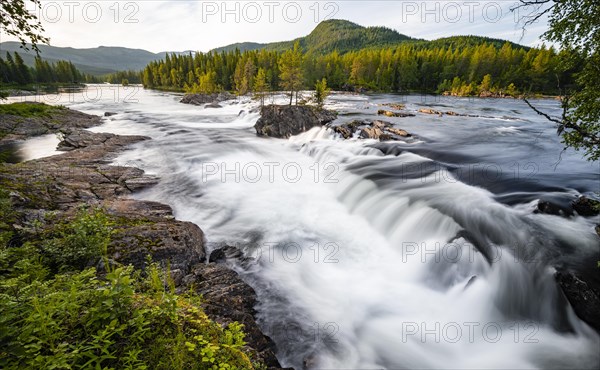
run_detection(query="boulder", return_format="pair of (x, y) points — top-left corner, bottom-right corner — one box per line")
(377, 109), (415, 118)
(104, 112), (118, 117)
(380, 103), (406, 110)
(329, 119), (412, 142)
(180, 92), (236, 106)
(254, 105), (337, 138)
(418, 108), (443, 116)
(555, 270), (600, 332)
(572, 196), (600, 217)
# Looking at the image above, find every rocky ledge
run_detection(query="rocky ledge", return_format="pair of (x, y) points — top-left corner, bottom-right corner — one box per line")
(180, 92), (236, 107)
(0, 109), (284, 368)
(254, 104), (338, 138)
(331, 119), (411, 141)
(0, 102), (102, 146)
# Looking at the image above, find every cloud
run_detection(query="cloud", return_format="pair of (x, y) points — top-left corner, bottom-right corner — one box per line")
(1, 0), (549, 53)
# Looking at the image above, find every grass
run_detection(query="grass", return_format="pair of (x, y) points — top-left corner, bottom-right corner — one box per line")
(0, 102), (66, 118)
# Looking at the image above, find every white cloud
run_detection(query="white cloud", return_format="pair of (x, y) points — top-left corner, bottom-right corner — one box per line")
(1, 0), (549, 53)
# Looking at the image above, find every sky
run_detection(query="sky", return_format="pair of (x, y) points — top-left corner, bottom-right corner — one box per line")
(2, 1), (552, 53)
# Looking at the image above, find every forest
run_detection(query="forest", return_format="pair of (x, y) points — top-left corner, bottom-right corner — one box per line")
(142, 39), (574, 97)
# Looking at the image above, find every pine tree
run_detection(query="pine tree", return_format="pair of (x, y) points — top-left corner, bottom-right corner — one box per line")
(278, 41), (304, 105)
(253, 67), (268, 106)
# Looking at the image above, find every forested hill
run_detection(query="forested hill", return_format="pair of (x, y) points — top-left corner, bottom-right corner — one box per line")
(212, 19), (416, 54)
(210, 19), (527, 54)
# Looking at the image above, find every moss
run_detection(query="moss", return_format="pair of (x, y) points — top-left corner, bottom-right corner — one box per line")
(0, 102), (66, 118)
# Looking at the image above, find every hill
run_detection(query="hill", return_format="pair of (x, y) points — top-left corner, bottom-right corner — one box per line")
(0, 42), (184, 75)
(212, 19), (417, 55)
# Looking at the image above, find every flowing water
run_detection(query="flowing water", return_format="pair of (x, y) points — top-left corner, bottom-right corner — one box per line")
(7, 85), (600, 369)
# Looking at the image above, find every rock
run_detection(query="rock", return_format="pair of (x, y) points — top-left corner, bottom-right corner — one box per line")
(555, 270), (600, 332)
(182, 263), (281, 368)
(205, 102), (222, 108)
(418, 108), (443, 116)
(332, 125), (353, 139)
(57, 129), (115, 151)
(254, 105), (337, 138)
(329, 119), (412, 142)
(387, 127), (411, 137)
(535, 200), (565, 216)
(0, 103), (102, 145)
(380, 103), (405, 110)
(377, 109), (415, 118)
(572, 196), (600, 217)
(104, 112), (118, 117)
(180, 92), (235, 106)
(360, 126), (385, 140)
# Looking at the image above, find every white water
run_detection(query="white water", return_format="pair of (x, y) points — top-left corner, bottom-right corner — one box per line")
(9, 86), (600, 369)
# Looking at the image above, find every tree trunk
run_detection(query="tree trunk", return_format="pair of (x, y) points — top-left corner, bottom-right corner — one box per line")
(289, 90), (293, 105)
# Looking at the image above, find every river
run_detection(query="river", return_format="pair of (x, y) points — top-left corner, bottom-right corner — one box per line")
(6, 85), (600, 369)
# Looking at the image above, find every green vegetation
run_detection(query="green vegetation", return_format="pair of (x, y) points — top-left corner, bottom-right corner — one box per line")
(279, 41), (304, 105)
(0, 190), (262, 369)
(0, 102), (65, 117)
(143, 37), (565, 97)
(0, 0), (48, 52)
(0, 52), (94, 84)
(314, 78), (330, 107)
(514, 0), (599, 161)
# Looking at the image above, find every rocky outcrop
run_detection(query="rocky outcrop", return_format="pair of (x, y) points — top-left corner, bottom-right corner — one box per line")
(377, 109), (415, 118)
(254, 104), (337, 138)
(180, 92), (236, 106)
(0, 102), (102, 145)
(418, 108), (443, 116)
(0, 115), (284, 368)
(331, 119), (411, 141)
(555, 270), (600, 332)
(380, 103), (405, 110)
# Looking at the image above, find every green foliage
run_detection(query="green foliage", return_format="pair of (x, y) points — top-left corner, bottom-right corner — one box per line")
(43, 207), (114, 271)
(314, 78), (330, 107)
(0, 197), (262, 369)
(143, 39), (565, 96)
(279, 41), (304, 105)
(0, 0), (49, 52)
(253, 68), (269, 106)
(0, 52), (93, 86)
(517, 0), (600, 160)
(0, 102), (65, 118)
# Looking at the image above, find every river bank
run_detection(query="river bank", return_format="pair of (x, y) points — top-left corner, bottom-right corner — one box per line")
(0, 102), (284, 369)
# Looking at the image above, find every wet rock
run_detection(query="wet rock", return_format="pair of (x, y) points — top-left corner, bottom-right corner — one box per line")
(535, 200), (565, 216)
(555, 270), (600, 332)
(329, 119), (411, 142)
(255, 105), (337, 138)
(205, 102), (222, 108)
(380, 103), (405, 110)
(0, 102), (102, 145)
(572, 196), (600, 217)
(104, 112), (118, 117)
(377, 109), (415, 118)
(418, 108), (443, 116)
(387, 127), (410, 137)
(182, 263), (281, 368)
(180, 92), (236, 106)
(57, 129), (115, 151)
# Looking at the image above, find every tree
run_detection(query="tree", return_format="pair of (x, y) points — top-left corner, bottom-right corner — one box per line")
(13, 52), (32, 84)
(514, 0), (600, 160)
(314, 78), (330, 107)
(479, 74), (492, 93)
(1, 0), (49, 52)
(279, 41), (304, 105)
(253, 68), (268, 107)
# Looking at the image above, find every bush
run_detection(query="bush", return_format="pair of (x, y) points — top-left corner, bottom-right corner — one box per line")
(43, 207), (114, 272)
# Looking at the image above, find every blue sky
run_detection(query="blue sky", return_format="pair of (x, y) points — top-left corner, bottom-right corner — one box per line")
(3, 1), (551, 53)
